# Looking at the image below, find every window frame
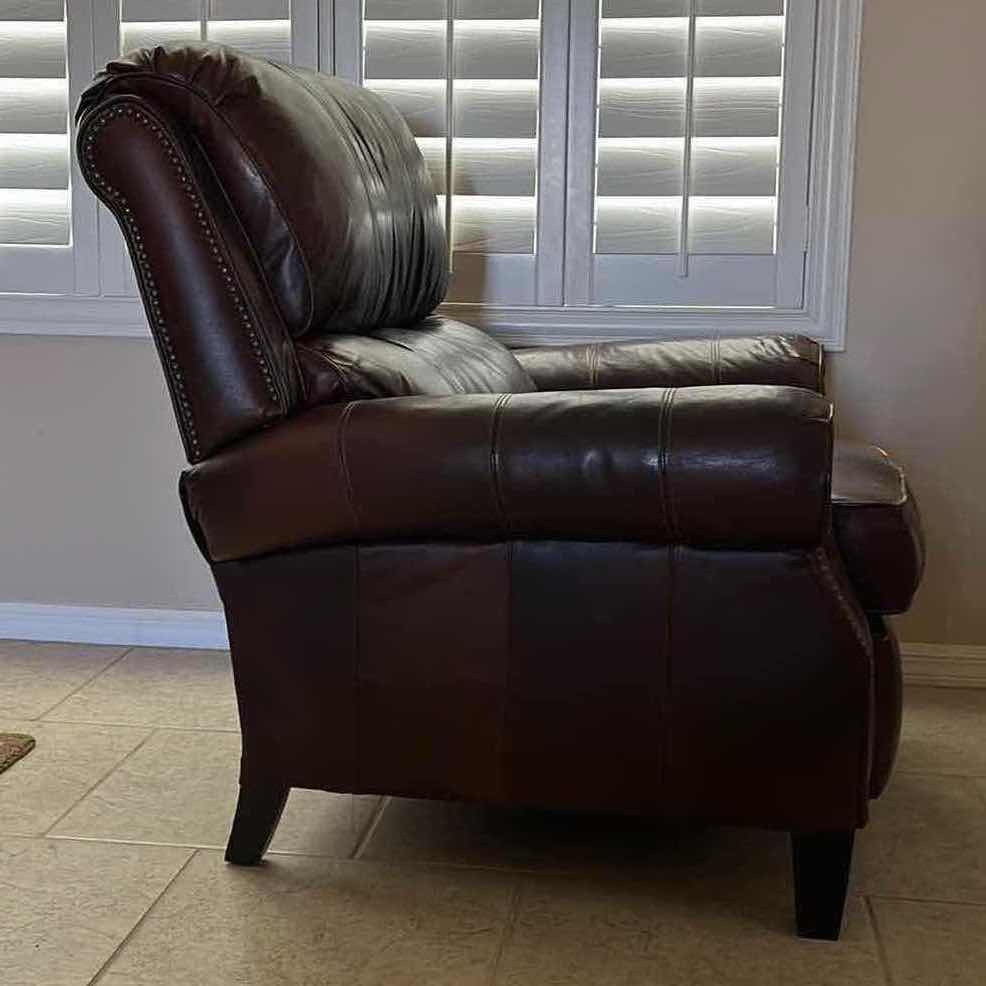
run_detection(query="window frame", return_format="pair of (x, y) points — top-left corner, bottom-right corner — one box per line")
(0, 0), (862, 350)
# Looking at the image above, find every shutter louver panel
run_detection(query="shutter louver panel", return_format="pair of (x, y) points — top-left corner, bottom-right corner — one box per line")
(121, 1), (292, 64)
(362, 2), (542, 261)
(594, 5), (785, 262)
(0, 0), (69, 247)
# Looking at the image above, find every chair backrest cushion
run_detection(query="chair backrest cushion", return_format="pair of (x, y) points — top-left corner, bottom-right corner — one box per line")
(79, 44), (448, 340)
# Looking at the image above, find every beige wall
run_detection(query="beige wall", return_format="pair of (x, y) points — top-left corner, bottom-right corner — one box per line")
(0, 337), (219, 611)
(1, 0), (984, 644)
(828, 0), (986, 645)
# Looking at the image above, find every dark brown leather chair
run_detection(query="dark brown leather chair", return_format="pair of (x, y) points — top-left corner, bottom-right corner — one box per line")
(77, 45), (924, 941)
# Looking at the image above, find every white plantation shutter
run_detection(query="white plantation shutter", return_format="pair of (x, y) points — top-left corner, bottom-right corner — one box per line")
(565, 0), (815, 308)
(1, 1), (843, 334)
(346, 0), (567, 305)
(0, 0), (78, 291)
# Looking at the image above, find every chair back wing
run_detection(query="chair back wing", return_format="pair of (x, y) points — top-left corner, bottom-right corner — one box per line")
(77, 44), (449, 461)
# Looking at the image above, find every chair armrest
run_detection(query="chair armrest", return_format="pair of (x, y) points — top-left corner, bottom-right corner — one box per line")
(181, 385), (833, 563)
(832, 441), (925, 614)
(514, 336), (824, 394)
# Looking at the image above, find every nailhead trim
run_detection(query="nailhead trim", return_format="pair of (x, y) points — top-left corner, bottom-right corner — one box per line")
(80, 101), (282, 459)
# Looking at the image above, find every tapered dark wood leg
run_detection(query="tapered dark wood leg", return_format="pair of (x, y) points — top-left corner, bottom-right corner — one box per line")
(225, 782), (290, 865)
(791, 830), (855, 940)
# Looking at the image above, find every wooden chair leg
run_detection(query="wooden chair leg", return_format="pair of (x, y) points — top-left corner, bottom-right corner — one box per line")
(791, 830), (855, 941)
(225, 781), (290, 865)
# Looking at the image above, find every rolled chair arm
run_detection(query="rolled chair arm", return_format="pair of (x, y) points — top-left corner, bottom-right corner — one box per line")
(514, 335), (824, 395)
(181, 385), (834, 563)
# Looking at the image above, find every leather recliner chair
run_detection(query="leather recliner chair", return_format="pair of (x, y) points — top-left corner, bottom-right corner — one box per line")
(77, 46), (925, 941)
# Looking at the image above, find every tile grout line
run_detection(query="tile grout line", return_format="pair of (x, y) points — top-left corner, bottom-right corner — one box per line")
(87, 848), (200, 986)
(40, 727), (160, 838)
(486, 878), (524, 986)
(42, 833), (628, 878)
(350, 795), (391, 860)
(46, 833), (229, 852)
(972, 778), (986, 811)
(864, 896), (898, 986)
(34, 717), (240, 733)
(894, 768), (986, 780)
(866, 892), (986, 909)
(31, 645), (136, 721)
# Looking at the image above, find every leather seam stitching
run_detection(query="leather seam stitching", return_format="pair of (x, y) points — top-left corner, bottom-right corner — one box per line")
(352, 543), (362, 794)
(810, 547), (873, 821)
(490, 394), (512, 538)
(659, 389), (679, 541)
(496, 538), (514, 804)
(337, 401), (363, 537)
(661, 543), (677, 801)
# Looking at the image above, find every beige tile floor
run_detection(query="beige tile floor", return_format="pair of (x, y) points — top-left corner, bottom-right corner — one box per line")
(1, 640), (984, 986)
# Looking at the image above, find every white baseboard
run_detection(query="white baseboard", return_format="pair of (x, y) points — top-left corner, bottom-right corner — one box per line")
(901, 643), (986, 689)
(0, 603), (228, 650)
(0, 603), (984, 686)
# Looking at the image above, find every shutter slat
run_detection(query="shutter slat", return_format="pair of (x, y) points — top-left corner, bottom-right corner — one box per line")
(122, 22), (201, 52)
(124, 20), (290, 61)
(366, 1), (539, 18)
(603, 1), (783, 15)
(0, 1), (63, 19)
(694, 77), (780, 135)
(596, 198), (681, 254)
(208, 20), (291, 61)
(0, 188), (69, 245)
(597, 137), (777, 196)
(599, 78), (780, 138)
(0, 22), (65, 78)
(438, 195), (536, 253)
(418, 138), (535, 195)
(125, 0), (288, 18)
(598, 140), (684, 197)
(210, 0), (290, 18)
(0, 79), (67, 134)
(691, 136), (777, 195)
(121, 0), (200, 19)
(0, 134), (69, 189)
(601, 17), (782, 79)
(595, 195), (774, 254)
(366, 80), (538, 139)
(364, 20), (539, 80)
(689, 195), (775, 252)
(600, 19), (687, 79)
(697, 17), (782, 77)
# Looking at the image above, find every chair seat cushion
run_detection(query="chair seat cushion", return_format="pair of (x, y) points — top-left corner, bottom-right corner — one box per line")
(295, 316), (535, 405)
(832, 441), (925, 614)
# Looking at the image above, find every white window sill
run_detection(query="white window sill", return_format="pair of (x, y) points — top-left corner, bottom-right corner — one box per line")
(0, 292), (848, 351)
